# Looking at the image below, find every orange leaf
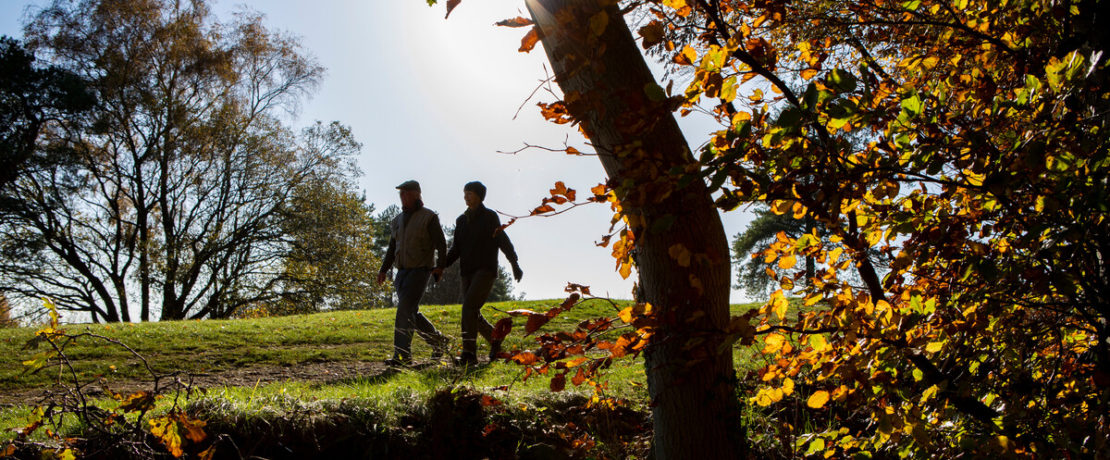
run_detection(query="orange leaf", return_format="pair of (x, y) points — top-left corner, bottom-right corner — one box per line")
(674, 45), (697, 66)
(512, 351), (539, 366)
(551, 181), (569, 196)
(619, 261), (633, 279)
(537, 101), (572, 124)
(571, 367), (587, 386)
(480, 395), (503, 407)
(800, 68), (819, 80)
(495, 16), (533, 28)
(519, 26), (539, 53)
(177, 413), (207, 443)
(565, 357), (589, 367)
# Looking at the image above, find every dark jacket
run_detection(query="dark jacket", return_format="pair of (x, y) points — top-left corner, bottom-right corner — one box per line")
(379, 201), (447, 273)
(440, 204), (518, 276)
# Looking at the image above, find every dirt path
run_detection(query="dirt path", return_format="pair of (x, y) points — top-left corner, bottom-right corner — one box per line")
(0, 359), (414, 408)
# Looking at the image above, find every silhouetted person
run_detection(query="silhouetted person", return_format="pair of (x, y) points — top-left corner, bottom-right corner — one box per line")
(377, 180), (450, 365)
(434, 181), (523, 366)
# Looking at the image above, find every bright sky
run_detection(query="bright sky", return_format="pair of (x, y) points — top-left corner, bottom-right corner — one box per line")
(1, 0), (756, 303)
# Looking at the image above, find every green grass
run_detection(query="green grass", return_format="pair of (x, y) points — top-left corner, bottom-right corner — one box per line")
(0, 298), (772, 449)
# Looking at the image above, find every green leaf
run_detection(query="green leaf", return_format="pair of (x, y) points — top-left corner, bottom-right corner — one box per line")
(900, 93), (924, 117)
(828, 69), (857, 92)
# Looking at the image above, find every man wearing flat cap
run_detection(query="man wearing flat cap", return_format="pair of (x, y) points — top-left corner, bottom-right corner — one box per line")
(434, 181), (523, 366)
(377, 180), (450, 366)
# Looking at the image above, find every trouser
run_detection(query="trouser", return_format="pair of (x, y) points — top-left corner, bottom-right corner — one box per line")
(392, 268), (443, 361)
(460, 268), (497, 356)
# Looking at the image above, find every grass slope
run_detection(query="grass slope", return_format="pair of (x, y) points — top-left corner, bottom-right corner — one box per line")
(1, 298), (767, 457)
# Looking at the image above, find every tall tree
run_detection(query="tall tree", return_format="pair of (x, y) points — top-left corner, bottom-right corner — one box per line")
(0, 0), (335, 322)
(434, 0), (1110, 456)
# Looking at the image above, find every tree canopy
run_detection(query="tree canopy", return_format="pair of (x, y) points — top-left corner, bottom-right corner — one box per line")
(0, 0), (360, 322)
(433, 0), (1109, 457)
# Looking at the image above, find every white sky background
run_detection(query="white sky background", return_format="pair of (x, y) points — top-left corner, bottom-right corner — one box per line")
(2, 0), (757, 303)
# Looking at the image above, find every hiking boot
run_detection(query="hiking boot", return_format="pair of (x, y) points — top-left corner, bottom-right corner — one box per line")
(455, 352), (479, 367)
(384, 356), (412, 367)
(430, 335), (450, 359)
(488, 340), (503, 362)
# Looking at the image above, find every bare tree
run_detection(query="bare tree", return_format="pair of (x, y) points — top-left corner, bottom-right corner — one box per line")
(0, 0), (347, 322)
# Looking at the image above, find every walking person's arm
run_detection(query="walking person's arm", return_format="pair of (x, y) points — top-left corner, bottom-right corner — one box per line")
(429, 213), (449, 281)
(492, 213), (523, 281)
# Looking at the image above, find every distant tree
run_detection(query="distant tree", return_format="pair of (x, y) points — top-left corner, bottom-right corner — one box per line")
(732, 207), (808, 297)
(0, 0), (332, 322)
(271, 175), (391, 315)
(370, 204), (401, 263)
(422, 226), (518, 305)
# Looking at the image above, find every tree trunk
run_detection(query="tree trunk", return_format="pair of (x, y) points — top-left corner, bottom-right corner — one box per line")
(526, 1), (745, 458)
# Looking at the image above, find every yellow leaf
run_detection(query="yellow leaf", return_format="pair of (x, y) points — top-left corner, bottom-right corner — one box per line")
(770, 290), (789, 320)
(619, 261), (632, 279)
(807, 390), (830, 408)
(565, 357), (589, 368)
(763, 333), (786, 354)
(668, 244), (692, 267)
(925, 341), (944, 353)
(618, 307), (634, 323)
(800, 68), (818, 80)
(778, 254), (797, 269)
(792, 201), (806, 219)
(662, 0), (688, 10)
(782, 377), (795, 396)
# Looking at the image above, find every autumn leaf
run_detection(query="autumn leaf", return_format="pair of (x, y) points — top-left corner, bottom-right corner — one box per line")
(571, 367), (587, 386)
(495, 16), (533, 28)
(481, 395), (503, 407)
(525, 313), (551, 335)
(674, 45), (697, 66)
(445, 0), (461, 19)
(537, 101), (572, 124)
(807, 390), (830, 409)
(119, 391), (157, 413)
(512, 351), (539, 366)
(150, 415), (184, 458)
(668, 243), (692, 267)
(519, 26), (539, 53)
(491, 318), (513, 341)
(550, 373), (567, 392)
(638, 21), (665, 49)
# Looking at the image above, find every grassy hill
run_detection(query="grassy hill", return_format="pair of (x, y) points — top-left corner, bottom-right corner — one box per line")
(0, 299), (767, 458)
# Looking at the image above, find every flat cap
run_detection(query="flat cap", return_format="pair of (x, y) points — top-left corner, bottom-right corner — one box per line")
(396, 180), (421, 192)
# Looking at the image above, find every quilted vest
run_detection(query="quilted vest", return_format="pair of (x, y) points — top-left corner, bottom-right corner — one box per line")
(391, 207), (437, 269)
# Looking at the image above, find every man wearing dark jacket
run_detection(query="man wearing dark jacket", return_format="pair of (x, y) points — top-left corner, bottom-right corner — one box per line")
(434, 181), (523, 366)
(377, 180), (450, 366)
